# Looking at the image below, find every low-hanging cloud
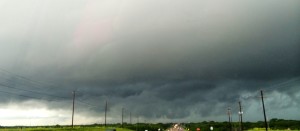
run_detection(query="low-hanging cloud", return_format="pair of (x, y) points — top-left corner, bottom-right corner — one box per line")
(0, 0), (299, 125)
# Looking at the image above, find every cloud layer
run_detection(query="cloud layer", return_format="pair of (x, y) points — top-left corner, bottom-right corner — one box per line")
(0, 0), (299, 126)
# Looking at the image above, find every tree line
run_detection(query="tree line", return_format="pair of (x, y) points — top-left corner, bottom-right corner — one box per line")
(121, 119), (300, 131)
(1, 119), (299, 131)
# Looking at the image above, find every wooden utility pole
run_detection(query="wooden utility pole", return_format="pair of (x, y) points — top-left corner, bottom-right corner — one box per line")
(72, 91), (75, 128)
(260, 90), (268, 131)
(136, 116), (139, 131)
(239, 101), (243, 131)
(130, 112), (132, 124)
(122, 108), (124, 128)
(105, 100), (107, 127)
(228, 107), (232, 131)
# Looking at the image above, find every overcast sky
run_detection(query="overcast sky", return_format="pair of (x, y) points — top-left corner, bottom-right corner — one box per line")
(0, 0), (299, 126)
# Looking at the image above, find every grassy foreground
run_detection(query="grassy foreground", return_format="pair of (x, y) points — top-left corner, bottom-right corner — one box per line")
(1, 127), (300, 131)
(0, 127), (133, 131)
(247, 128), (300, 131)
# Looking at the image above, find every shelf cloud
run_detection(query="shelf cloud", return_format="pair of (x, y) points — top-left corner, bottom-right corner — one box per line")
(0, 0), (299, 126)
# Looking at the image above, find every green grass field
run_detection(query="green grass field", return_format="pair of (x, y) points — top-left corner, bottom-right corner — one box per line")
(0, 127), (134, 131)
(247, 128), (300, 131)
(1, 127), (300, 131)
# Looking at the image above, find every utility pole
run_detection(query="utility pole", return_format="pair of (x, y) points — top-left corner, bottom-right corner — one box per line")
(122, 108), (124, 128)
(72, 91), (75, 128)
(239, 101), (243, 131)
(260, 90), (268, 131)
(227, 107), (232, 131)
(136, 116), (139, 131)
(105, 100), (107, 127)
(130, 112), (132, 124)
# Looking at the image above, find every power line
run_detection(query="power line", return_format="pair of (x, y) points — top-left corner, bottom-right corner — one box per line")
(0, 90), (66, 102)
(0, 90), (43, 99)
(239, 78), (300, 101)
(0, 68), (52, 90)
(0, 79), (98, 108)
(76, 98), (98, 108)
(265, 77), (300, 91)
(0, 82), (69, 100)
(0, 67), (110, 112)
(0, 78), (98, 108)
(0, 67), (69, 92)
(73, 91), (99, 108)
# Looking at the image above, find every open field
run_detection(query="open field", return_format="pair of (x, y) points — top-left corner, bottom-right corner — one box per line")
(247, 128), (300, 131)
(1, 121), (300, 131)
(1, 127), (300, 131)
(0, 127), (133, 131)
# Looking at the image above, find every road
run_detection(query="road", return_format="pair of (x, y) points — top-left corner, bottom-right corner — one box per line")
(166, 124), (185, 131)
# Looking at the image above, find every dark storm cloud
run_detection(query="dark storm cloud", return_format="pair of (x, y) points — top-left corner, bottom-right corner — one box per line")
(0, 0), (299, 124)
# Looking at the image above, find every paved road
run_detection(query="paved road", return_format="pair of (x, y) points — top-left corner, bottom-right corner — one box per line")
(166, 124), (185, 131)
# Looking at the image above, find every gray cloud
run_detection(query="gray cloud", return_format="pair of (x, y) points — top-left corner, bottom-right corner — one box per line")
(0, 0), (299, 125)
